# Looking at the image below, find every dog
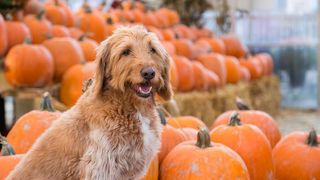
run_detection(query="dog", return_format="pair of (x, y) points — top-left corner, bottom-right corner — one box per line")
(7, 25), (172, 180)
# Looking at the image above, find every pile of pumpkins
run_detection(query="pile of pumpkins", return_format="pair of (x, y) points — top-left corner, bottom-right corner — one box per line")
(0, 0), (274, 108)
(1, 94), (319, 180)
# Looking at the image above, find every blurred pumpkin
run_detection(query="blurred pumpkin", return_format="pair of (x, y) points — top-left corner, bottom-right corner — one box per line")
(171, 39), (195, 59)
(167, 116), (206, 130)
(172, 55), (194, 92)
(180, 128), (197, 141)
(240, 66), (251, 81)
(193, 39), (212, 58)
(44, 0), (67, 25)
(69, 27), (84, 39)
(256, 53), (274, 75)
(239, 56), (263, 80)
(224, 56), (241, 84)
(78, 35), (98, 62)
(51, 25), (70, 37)
(161, 29), (176, 41)
(0, 14), (8, 56)
(191, 61), (208, 91)
(174, 24), (194, 40)
(142, 155), (159, 180)
(162, 41), (176, 56)
(221, 34), (247, 58)
(205, 37), (226, 54)
(168, 57), (179, 90)
(5, 19), (31, 50)
(24, 11), (52, 44)
(205, 69), (221, 89)
(24, 0), (43, 15)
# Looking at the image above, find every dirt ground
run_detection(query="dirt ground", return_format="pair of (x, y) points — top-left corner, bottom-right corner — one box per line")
(275, 108), (320, 136)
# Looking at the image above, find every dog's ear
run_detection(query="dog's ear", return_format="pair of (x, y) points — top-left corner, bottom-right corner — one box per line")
(93, 39), (111, 97)
(158, 56), (173, 101)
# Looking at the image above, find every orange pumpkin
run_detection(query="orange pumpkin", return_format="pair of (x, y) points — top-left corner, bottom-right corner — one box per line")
(210, 113), (274, 180)
(239, 56), (263, 80)
(191, 61), (208, 91)
(180, 128), (198, 141)
(154, 10), (170, 28)
(174, 24), (195, 40)
(162, 41), (176, 56)
(4, 43), (54, 87)
(205, 37), (226, 54)
(256, 53), (274, 75)
(157, 8), (180, 26)
(224, 56), (241, 84)
(78, 36), (98, 62)
(197, 53), (227, 86)
(69, 27), (84, 39)
(131, 9), (145, 24)
(167, 116), (206, 130)
(172, 55), (194, 92)
(273, 130), (320, 180)
(0, 14), (8, 56)
(161, 29), (176, 41)
(171, 39), (195, 59)
(43, 37), (84, 81)
(24, 0), (43, 15)
(161, 128), (250, 180)
(168, 57), (179, 90)
(191, 26), (212, 39)
(205, 69), (221, 89)
(44, 1), (67, 25)
(240, 66), (251, 81)
(60, 62), (96, 107)
(24, 11), (52, 44)
(104, 18), (117, 38)
(51, 25), (70, 37)
(5, 20), (31, 50)
(221, 34), (248, 58)
(143, 12), (159, 27)
(142, 155), (159, 180)
(7, 93), (60, 154)
(193, 39), (212, 58)
(147, 26), (163, 40)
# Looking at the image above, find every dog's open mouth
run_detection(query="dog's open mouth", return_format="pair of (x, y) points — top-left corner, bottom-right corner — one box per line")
(133, 82), (153, 98)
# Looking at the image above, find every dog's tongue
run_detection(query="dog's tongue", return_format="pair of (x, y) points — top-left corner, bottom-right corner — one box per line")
(139, 84), (152, 93)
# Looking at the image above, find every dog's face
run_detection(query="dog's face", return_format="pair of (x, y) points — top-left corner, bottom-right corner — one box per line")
(94, 26), (173, 101)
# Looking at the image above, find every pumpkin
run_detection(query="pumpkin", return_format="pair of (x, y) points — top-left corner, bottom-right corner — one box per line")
(197, 53), (227, 86)
(122, 10), (135, 22)
(4, 43), (54, 87)
(221, 34), (248, 58)
(273, 129), (320, 180)
(154, 10), (170, 28)
(24, 0), (43, 15)
(180, 128), (198, 141)
(0, 14), (8, 56)
(157, 8), (180, 26)
(69, 27), (84, 39)
(51, 25), (70, 37)
(143, 12), (159, 27)
(161, 29), (176, 41)
(212, 98), (281, 148)
(131, 9), (145, 23)
(172, 55), (194, 92)
(210, 113), (274, 180)
(256, 53), (274, 75)
(60, 62), (96, 107)
(204, 38), (226, 54)
(191, 61), (208, 91)
(43, 37), (84, 81)
(5, 20), (31, 50)
(44, 0), (67, 25)
(224, 56), (241, 84)
(162, 41), (176, 56)
(191, 26), (212, 39)
(147, 26), (163, 40)
(78, 36), (98, 62)
(0, 136), (23, 180)
(24, 11), (52, 44)
(7, 92), (60, 154)
(171, 39), (195, 59)
(167, 116), (206, 130)
(142, 155), (159, 180)
(133, 1), (145, 12)
(240, 66), (251, 81)
(104, 18), (117, 38)
(205, 69), (221, 89)
(239, 56), (263, 80)
(193, 39), (212, 58)
(78, 5), (106, 42)
(168, 57), (179, 90)
(161, 128), (250, 180)
(174, 24), (195, 40)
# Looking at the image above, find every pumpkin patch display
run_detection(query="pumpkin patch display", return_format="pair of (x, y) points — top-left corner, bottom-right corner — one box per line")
(160, 128), (250, 180)
(24, 11), (52, 44)
(5, 19), (32, 50)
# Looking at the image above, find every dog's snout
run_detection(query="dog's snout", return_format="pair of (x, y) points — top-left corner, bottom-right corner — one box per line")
(141, 67), (155, 80)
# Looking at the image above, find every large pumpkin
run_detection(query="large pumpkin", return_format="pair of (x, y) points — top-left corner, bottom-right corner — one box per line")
(167, 116), (206, 130)
(24, 11), (52, 44)
(212, 98), (281, 148)
(142, 155), (159, 180)
(78, 36), (98, 62)
(224, 56), (241, 84)
(43, 37), (84, 81)
(161, 128), (250, 180)
(171, 39), (195, 59)
(0, 14), (8, 56)
(6, 93), (60, 154)
(44, 0), (67, 25)
(60, 62), (96, 107)
(197, 53), (227, 86)
(5, 20), (31, 50)
(191, 61), (208, 91)
(239, 56), (263, 80)
(210, 113), (274, 180)
(172, 55), (194, 92)
(180, 128), (198, 141)
(51, 25), (70, 37)
(4, 43), (54, 87)
(205, 37), (226, 54)
(221, 34), (248, 58)
(273, 129), (320, 180)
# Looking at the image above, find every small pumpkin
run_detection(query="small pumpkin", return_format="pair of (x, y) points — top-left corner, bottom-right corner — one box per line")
(44, 0), (67, 25)
(224, 56), (241, 84)
(161, 29), (176, 41)
(5, 18), (31, 50)
(0, 14), (8, 56)
(205, 69), (221, 89)
(239, 56), (263, 80)
(191, 61), (208, 91)
(4, 43), (54, 87)
(24, 0), (43, 15)
(7, 92), (60, 154)
(51, 25), (70, 37)
(69, 27), (84, 39)
(167, 116), (206, 130)
(78, 35), (98, 62)
(240, 66), (251, 81)
(162, 41), (176, 56)
(193, 39), (212, 58)
(174, 24), (195, 40)
(221, 34), (248, 58)
(142, 155), (159, 180)
(172, 55), (194, 92)
(205, 37), (226, 54)
(256, 53), (274, 75)
(171, 39), (195, 59)
(210, 113), (274, 180)
(24, 11), (52, 44)
(161, 128), (250, 180)
(273, 129), (320, 180)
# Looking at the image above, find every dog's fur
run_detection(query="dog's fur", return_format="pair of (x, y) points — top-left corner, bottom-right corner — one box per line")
(7, 26), (172, 180)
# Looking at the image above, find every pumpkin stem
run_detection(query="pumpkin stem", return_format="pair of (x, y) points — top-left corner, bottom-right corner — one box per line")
(0, 134), (16, 156)
(40, 92), (55, 112)
(23, 37), (32, 44)
(235, 97), (251, 110)
(106, 17), (114, 25)
(307, 129), (318, 147)
(196, 128), (212, 148)
(228, 112), (242, 126)
(36, 10), (45, 20)
(54, 0), (60, 6)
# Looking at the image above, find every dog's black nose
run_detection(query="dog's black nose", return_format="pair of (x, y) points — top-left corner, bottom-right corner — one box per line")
(141, 67), (155, 80)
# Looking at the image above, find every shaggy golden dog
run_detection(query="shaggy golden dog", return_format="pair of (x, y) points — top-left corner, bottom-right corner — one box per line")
(7, 26), (172, 180)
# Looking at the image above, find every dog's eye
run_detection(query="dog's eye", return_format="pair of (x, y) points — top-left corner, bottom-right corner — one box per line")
(150, 47), (157, 54)
(122, 49), (131, 56)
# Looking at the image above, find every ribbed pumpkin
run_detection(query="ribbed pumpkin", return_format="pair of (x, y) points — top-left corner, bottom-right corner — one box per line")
(197, 53), (227, 86)
(51, 25), (70, 37)
(142, 156), (159, 180)
(191, 61), (208, 91)
(0, 14), (8, 57)
(171, 39), (195, 60)
(60, 62), (95, 107)
(224, 56), (241, 84)
(78, 36), (98, 62)
(180, 128), (198, 141)
(143, 12), (158, 27)
(221, 34), (248, 58)
(273, 130), (320, 180)
(24, 0), (43, 15)
(161, 128), (250, 180)
(205, 69), (221, 89)
(24, 11), (52, 44)
(256, 53), (274, 75)
(239, 56), (263, 80)
(172, 55), (194, 92)
(154, 10), (170, 28)
(43, 37), (84, 81)
(5, 20), (31, 50)
(104, 18), (117, 38)
(44, 0), (75, 26)
(167, 116), (206, 130)
(4, 43), (54, 87)
(210, 113), (274, 180)
(193, 39), (212, 58)
(205, 37), (226, 54)
(7, 93), (60, 154)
